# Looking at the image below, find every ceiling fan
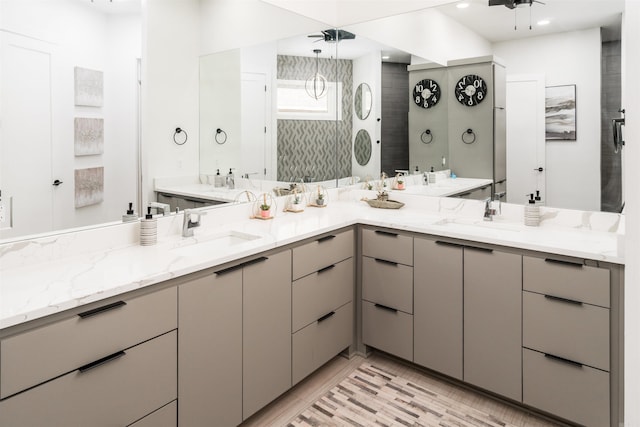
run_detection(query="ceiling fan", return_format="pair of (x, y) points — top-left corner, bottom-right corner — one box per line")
(488, 0), (545, 9)
(307, 29), (356, 43)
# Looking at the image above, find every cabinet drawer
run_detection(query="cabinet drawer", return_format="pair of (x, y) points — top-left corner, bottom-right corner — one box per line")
(523, 256), (610, 308)
(0, 287), (177, 399)
(292, 301), (353, 385)
(362, 256), (413, 314)
(0, 330), (177, 427)
(523, 348), (609, 427)
(129, 401), (177, 427)
(362, 228), (413, 266)
(362, 300), (413, 361)
(292, 258), (353, 332)
(292, 229), (354, 280)
(523, 291), (609, 371)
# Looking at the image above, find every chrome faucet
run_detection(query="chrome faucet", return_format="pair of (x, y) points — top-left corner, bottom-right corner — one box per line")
(182, 209), (207, 237)
(148, 201), (170, 216)
(483, 197), (496, 221)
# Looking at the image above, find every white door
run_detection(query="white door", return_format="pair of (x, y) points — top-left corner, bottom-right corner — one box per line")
(1, 34), (55, 238)
(506, 75), (546, 205)
(241, 73), (267, 180)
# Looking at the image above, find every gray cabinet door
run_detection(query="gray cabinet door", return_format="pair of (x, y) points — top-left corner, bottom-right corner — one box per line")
(414, 238), (463, 380)
(464, 247), (522, 401)
(178, 269), (242, 427)
(243, 250), (292, 420)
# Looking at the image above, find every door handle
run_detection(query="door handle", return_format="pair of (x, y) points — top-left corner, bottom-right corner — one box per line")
(52, 179), (63, 186)
(533, 167), (544, 172)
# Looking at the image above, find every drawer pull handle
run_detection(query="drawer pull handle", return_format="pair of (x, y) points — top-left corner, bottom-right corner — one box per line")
(374, 303), (398, 313)
(317, 311), (336, 323)
(318, 264), (336, 274)
(78, 301), (126, 319)
(215, 256), (268, 275)
(374, 230), (398, 237)
(78, 350), (126, 373)
(544, 353), (583, 368)
(544, 294), (583, 306)
(544, 258), (584, 268)
(374, 258), (398, 266)
(464, 245), (493, 253)
(435, 240), (463, 248)
(317, 235), (336, 243)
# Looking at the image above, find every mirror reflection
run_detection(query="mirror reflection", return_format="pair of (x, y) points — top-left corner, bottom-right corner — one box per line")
(354, 83), (373, 120)
(354, 130), (372, 166)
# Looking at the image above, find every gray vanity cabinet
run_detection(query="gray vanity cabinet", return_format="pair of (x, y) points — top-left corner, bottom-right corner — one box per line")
(361, 228), (414, 361)
(130, 401), (177, 427)
(178, 268), (243, 427)
(413, 238), (463, 380)
(243, 250), (292, 420)
(463, 247), (522, 402)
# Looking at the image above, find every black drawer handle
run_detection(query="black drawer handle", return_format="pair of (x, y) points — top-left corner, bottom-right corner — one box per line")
(374, 303), (398, 313)
(464, 246), (493, 253)
(317, 235), (336, 243)
(78, 350), (126, 373)
(435, 240), (463, 248)
(317, 311), (336, 323)
(374, 230), (398, 237)
(544, 258), (584, 268)
(544, 294), (583, 306)
(78, 301), (126, 319)
(544, 353), (583, 368)
(374, 258), (398, 266)
(215, 256), (268, 275)
(318, 264), (335, 274)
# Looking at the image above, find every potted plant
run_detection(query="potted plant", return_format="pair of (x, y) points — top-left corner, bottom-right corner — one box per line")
(376, 172), (389, 201)
(396, 177), (405, 190)
(290, 193), (304, 212)
(316, 192), (325, 206)
(259, 193), (271, 218)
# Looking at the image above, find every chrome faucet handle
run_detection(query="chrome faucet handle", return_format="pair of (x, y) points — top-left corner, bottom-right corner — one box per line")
(182, 209), (208, 237)
(483, 197), (496, 221)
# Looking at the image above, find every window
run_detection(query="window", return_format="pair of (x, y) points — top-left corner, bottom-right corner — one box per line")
(276, 79), (342, 121)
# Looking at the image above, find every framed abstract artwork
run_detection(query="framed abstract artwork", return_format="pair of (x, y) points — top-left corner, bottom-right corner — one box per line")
(545, 84), (576, 141)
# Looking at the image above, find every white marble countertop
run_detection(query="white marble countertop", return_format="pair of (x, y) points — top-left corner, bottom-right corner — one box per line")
(0, 189), (624, 330)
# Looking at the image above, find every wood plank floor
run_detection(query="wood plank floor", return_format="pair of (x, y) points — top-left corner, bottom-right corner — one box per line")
(240, 352), (567, 427)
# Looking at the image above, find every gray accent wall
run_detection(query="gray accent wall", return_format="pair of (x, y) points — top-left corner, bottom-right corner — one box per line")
(600, 40), (623, 212)
(381, 62), (409, 175)
(277, 55), (352, 182)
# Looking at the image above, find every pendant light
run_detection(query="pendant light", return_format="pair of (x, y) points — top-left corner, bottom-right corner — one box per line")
(305, 49), (327, 100)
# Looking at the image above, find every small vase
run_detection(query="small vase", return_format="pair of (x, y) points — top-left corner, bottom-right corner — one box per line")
(316, 198), (325, 206)
(260, 209), (270, 218)
(397, 183), (405, 190)
(291, 203), (303, 212)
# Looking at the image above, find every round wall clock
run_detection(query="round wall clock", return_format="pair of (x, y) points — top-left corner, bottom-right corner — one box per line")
(454, 74), (487, 107)
(413, 79), (441, 109)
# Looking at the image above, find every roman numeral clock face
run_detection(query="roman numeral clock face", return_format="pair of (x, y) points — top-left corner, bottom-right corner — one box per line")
(455, 74), (488, 107)
(413, 79), (441, 109)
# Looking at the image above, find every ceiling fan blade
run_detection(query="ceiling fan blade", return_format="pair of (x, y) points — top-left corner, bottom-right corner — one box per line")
(488, 0), (508, 5)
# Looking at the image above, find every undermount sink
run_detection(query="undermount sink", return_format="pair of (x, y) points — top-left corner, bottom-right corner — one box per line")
(171, 230), (261, 257)
(436, 218), (523, 233)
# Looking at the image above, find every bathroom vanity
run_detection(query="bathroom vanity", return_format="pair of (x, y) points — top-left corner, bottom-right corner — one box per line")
(0, 190), (624, 426)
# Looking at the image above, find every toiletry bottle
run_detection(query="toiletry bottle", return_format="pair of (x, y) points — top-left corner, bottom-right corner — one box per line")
(414, 166), (420, 175)
(428, 166), (436, 184)
(140, 207), (157, 246)
(122, 202), (137, 222)
(524, 193), (540, 227)
(534, 190), (543, 205)
(214, 169), (224, 187)
(226, 168), (235, 189)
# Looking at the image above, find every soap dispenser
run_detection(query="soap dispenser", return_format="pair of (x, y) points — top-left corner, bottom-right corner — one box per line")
(140, 207), (157, 246)
(122, 202), (137, 222)
(524, 193), (540, 227)
(428, 166), (436, 184)
(214, 169), (224, 187)
(226, 168), (235, 189)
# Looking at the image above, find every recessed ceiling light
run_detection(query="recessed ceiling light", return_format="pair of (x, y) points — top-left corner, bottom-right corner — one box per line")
(382, 56), (390, 60)
(537, 19), (550, 26)
(456, 2), (470, 9)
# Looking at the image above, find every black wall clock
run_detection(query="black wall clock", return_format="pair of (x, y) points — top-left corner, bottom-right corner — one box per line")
(413, 79), (441, 109)
(454, 74), (487, 107)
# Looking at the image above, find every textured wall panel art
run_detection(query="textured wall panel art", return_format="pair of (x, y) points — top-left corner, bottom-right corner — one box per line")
(74, 117), (104, 156)
(545, 84), (576, 141)
(277, 55), (352, 182)
(75, 167), (104, 208)
(74, 67), (103, 107)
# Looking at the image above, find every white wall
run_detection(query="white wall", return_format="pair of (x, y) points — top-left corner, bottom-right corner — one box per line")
(623, 1), (640, 424)
(142, 0), (200, 205)
(352, 51), (381, 180)
(493, 29), (601, 211)
(345, 8), (492, 66)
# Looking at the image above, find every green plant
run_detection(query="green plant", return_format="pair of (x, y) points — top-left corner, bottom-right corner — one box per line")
(317, 193), (324, 200)
(260, 203), (271, 211)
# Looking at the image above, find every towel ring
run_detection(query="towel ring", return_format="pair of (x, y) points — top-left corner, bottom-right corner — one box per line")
(173, 127), (188, 145)
(462, 128), (476, 144)
(215, 128), (228, 145)
(420, 129), (433, 144)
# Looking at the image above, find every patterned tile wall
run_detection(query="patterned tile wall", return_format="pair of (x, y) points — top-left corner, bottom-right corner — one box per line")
(277, 55), (353, 182)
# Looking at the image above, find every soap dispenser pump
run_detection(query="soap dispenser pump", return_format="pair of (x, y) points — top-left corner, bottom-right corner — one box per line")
(226, 168), (235, 189)
(428, 166), (436, 184)
(122, 202), (137, 222)
(214, 169), (224, 187)
(140, 207), (157, 246)
(524, 193), (540, 227)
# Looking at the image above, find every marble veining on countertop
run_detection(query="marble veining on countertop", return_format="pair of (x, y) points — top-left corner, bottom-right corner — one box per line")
(0, 188), (624, 330)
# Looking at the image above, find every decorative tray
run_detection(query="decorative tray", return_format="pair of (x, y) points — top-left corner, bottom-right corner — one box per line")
(363, 199), (405, 209)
